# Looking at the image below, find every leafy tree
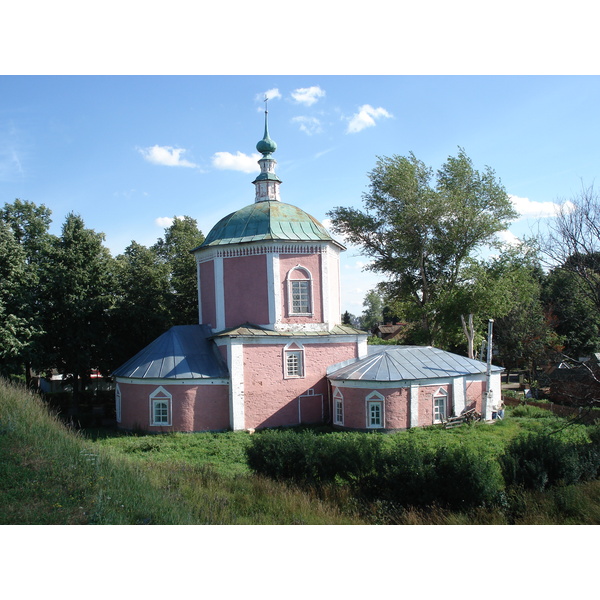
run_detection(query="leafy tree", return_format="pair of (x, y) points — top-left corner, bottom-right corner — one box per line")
(540, 184), (600, 305)
(0, 200), (54, 382)
(328, 149), (517, 345)
(37, 213), (115, 410)
(152, 216), (205, 325)
(542, 265), (600, 359)
(0, 222), (33, 375)
(360, 289), (384, 332)
(109, 242), (172, 369)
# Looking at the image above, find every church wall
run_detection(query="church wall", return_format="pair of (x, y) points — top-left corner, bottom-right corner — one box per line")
(333, 385), (411, 429)
(117, 382), (230, 432)
(242, 341), (357, 429)
(199, 261), (216, 328)
(465, 378), (486, 412)
(224, 254), (270, 327)
(278, 253), (323, 323)
(418, 384), (453, 426)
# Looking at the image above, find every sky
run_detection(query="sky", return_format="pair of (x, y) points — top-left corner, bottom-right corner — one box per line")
(2, 75), (600, 315)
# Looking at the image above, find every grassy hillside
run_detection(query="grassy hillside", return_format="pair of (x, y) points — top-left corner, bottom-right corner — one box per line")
(0, 379), (364, 524)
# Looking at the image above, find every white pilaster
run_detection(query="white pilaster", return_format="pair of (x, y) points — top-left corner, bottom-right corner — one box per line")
(409, 384), (420, 428)
(196, 258), (202, 324)
(267, 252), (280, 327)
(228, 341), (245, 430)
(452, 376), (466, 416)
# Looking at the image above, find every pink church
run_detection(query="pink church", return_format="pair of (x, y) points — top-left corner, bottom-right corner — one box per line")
(113, 112), (502, 433)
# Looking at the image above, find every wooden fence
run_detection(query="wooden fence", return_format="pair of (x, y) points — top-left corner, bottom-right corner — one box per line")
(502, 395), (599, 424)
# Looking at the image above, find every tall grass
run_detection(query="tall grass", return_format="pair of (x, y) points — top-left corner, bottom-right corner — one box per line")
(0, 379), (364, 524)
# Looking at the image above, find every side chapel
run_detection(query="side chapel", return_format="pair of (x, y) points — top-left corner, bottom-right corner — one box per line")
(113, 111), (502, 432)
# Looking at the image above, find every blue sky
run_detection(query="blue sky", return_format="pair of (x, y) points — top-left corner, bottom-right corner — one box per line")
(2, 75), (600, 315)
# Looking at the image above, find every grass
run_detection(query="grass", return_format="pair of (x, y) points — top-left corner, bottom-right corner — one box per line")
(2, 378), (599, 525)
(0, 379), (364, 524)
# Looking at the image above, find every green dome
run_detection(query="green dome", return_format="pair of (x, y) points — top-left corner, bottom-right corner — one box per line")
(197, 201), (343, 248)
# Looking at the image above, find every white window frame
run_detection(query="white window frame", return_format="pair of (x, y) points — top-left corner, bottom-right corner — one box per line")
(333, 388), (344, 426)
(286, 266), (313, 316)
(433, 388), (448, 423)
(283, 342), (305, 379)
(366, 391), (385, 429)
(150, 386), (172, 426)
(115, 383), (122, 423)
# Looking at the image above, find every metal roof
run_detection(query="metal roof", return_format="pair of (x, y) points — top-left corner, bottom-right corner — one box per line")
(112, 324), (229, 380)
(195, 201), (344, 249)
(210, 322), (367, 338)
(328, 345), (503, 382)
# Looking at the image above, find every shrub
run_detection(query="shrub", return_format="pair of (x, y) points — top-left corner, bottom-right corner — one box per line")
(500, 433), (589, 491)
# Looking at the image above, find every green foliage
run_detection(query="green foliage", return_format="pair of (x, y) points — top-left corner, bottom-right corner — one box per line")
(152, 216), (205, 325)
(542, 265), (600, 357)
(360, 442), (503, 509)
(36, 213), (115, 402)
(245, 429), (384, 486)
(500, 432), (600, 491)
(109, 241), (173, 368)
(327, 149), (517, 346)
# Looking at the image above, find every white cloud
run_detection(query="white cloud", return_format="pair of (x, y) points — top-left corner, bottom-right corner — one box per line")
(256, 88), (282, 106)
(155, 216), (184, 228)
(139, 145), (197, 167)
(346, 104), (393, 134)
(509, 194), (575, 219)
(291, 115), (322, 135)
(496, 229), (523, 247)
(291, 86), (325, 106)
(211, 151), (261, 173)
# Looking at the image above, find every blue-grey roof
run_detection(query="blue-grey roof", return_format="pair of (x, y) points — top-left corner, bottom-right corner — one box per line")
(112, 325), (229, 380)
(328, 345), (503, 382)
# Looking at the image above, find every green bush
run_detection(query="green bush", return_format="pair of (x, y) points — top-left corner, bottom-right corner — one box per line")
(500, 433), (594, 491)
(360, 442), (502, 509)
(245, 429), (383, 486)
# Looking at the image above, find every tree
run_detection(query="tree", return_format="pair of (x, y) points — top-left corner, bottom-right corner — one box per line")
(360, 289), (384, 332)
(152, 216), (205, 325)
(542, 265), (600, 358)
(540, 183), (600, 310)
(328, 149), (518, 346)
(0, 199), (54, 383)
(109, 242), (172, 369)
(0, 222), (33, 375)
(38, 213), (115, 410)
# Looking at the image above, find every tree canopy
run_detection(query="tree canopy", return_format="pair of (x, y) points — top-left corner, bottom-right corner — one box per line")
(328, 149), (518, 345)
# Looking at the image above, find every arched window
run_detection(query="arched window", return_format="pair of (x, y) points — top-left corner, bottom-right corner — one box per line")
(286, 266), (313, 316)
(283, 342), (305, 378)
(366, 391), (385, 429)
(433, 388), (448, 423)
(115, 383), (122, 423)
(150, 386), (172, 426)
(333, 388), (344, 425)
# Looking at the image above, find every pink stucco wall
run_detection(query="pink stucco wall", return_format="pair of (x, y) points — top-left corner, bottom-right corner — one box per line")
(242, 341), (357, 429)
(278, 253), (323, 323)
(224, 254), (270, 327)
(117, 382), (230, 432)
(418, 384), (452, 426)
(199, 261), (216, 328)
(465, 380), (485, 412)
(332, 386), (411, 430)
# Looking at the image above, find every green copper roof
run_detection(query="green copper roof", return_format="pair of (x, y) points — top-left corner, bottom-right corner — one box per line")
(197, 201), (344, 249)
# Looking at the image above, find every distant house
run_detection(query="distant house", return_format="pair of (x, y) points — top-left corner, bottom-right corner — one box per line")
(372, 323), (408, 341)
(113, 112), (502, 433)
(547, 355), (600, 406)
